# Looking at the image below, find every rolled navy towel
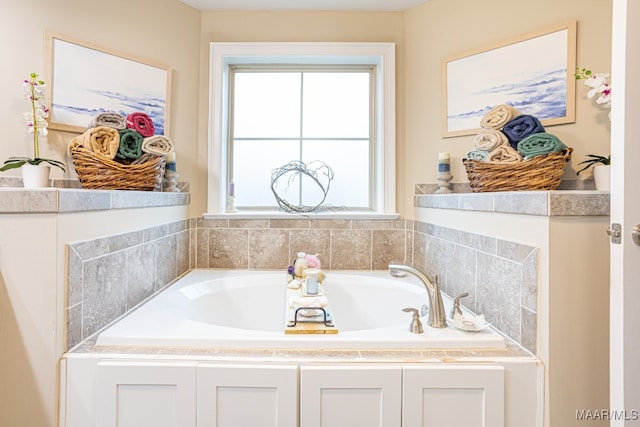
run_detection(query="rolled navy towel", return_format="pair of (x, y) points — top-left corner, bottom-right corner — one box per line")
(503, 114), (545, 148)
(126, 112), (155, 138)
(480, 104), (521, 130)
(117, 129), (144, 160)
(517, 132), (568, 160)
(473, 129), (509, 152)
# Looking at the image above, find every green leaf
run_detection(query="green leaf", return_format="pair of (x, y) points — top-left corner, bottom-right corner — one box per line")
(0, 156), (66, 172)
(33, 157), (66, 172)
(0, 160), (27, 171)
(576, 154), (611, 175)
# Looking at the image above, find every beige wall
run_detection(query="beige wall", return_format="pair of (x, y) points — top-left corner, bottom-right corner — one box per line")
(0, 1), (614, 426)
(197, 1), (612, 218)
(0, 2), (199, 426)
(0, 0), (613, 219)
(0, 0), (201, 214)
(403, 0), (613, 216)
(197, 11), (405, 215)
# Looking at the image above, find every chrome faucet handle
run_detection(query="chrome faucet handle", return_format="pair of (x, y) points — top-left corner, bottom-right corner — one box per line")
(402, 308), (424, 334)
(450, 292), (470, 319)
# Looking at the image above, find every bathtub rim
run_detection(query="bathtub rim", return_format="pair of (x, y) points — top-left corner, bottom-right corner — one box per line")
(92, 268), (507, 351)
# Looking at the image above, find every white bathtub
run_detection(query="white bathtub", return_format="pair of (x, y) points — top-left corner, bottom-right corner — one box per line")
(95, 269), (506, 349)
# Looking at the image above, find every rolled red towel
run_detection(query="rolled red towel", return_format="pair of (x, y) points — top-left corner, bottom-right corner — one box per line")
(126, 112), (155, 138)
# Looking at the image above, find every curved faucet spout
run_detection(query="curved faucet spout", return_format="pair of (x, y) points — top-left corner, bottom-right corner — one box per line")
(388, 263), (447, 328)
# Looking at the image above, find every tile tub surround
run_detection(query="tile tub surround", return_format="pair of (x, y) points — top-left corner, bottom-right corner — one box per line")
(411, 222), (538, 353)
(193, 217), (409, 270)
(66, 215), (538, 354)
(66, 220), (190, 350)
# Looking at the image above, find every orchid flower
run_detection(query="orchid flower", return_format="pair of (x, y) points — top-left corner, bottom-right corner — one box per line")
(23, 72), (51, 157)
(574, 67), (612, 174)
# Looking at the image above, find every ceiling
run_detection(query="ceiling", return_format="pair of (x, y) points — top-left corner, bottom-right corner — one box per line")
(178, 0), (428, 11)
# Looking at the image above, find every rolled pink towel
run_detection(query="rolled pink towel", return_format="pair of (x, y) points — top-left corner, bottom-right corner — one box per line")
(126, 112), (155, 138)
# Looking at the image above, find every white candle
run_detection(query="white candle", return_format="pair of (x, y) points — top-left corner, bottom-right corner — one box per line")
(166, 151), (176, 172)
(438, 152), (450, 174)
(229, 180), (235, 196)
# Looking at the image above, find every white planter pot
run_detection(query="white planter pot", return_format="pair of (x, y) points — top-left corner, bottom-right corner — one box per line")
(22, 163), (51, 188)
(593, 164), (611, 191)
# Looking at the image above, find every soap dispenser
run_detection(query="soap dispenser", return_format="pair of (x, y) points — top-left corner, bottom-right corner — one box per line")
(293, 252), (308, 278)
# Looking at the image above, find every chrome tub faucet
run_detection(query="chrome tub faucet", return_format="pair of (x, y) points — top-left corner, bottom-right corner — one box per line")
(388, 263), (447, 328)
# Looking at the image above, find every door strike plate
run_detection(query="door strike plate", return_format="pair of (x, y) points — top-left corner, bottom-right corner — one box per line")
(607, 223), (622, 244)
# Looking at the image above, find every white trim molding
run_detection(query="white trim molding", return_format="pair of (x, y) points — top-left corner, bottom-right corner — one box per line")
(207, 42), (396, 215)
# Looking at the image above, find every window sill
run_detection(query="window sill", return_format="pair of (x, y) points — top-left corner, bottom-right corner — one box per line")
(202, 211), (399, 220)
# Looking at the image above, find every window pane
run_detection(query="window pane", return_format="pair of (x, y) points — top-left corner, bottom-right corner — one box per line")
(302, 72), (370, 139)
(233, 140), (299, 207)
(233, 72), (301, 138)
(301, 140), (370, 208)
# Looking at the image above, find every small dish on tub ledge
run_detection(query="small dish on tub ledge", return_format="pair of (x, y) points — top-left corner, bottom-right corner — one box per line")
(451, 313), (491, 332)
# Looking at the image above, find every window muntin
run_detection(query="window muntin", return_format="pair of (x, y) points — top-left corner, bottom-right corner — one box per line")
(229, 67), (374, 210)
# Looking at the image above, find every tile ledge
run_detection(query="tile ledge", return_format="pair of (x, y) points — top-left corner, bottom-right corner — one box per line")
(0, 187), (189, 214)
(203, 211), (400, 220)
(415, 190), (610, 217)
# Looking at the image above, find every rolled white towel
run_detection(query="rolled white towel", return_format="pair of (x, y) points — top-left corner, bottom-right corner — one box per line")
(141, 135), (174, 156)
(480, 104), (521, 130)
(88, 112), (127, 130)
(287, 294), (328, 309)
(473, 129), (509, 152)
(487, 145), (523, 164)
(287, 294), (329, 317)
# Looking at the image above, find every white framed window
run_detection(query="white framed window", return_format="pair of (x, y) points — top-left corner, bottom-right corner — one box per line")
(206, 42), (395, 216)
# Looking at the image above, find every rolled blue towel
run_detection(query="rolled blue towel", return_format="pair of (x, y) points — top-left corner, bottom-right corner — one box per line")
(466, 149), (489, 162)
(517, 133), (568, 160)
(503, 115), (545, 149)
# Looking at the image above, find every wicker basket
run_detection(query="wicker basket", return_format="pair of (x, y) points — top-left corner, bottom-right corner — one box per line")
(69, 142), (166, 191)
(462, 148), (572, 192)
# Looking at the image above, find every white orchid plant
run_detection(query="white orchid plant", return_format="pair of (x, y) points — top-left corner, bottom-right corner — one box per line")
(574, 67), (611, 175)
(0, 72), (65, 172)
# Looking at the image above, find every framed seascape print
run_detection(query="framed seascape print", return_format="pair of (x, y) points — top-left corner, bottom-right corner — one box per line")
(44, 31), (172, 135)
(441, 20), (577, 138)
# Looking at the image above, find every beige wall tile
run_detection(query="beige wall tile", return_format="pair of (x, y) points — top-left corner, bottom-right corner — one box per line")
(270, 219), (310, 229)
(209, 229), (249, 269)
(331, 229), (372, 270)
(372, 229), (406, 269)
(229, 219), (270, 229)
(288, 229), (331, 268)
(249, 229), (289, 269)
